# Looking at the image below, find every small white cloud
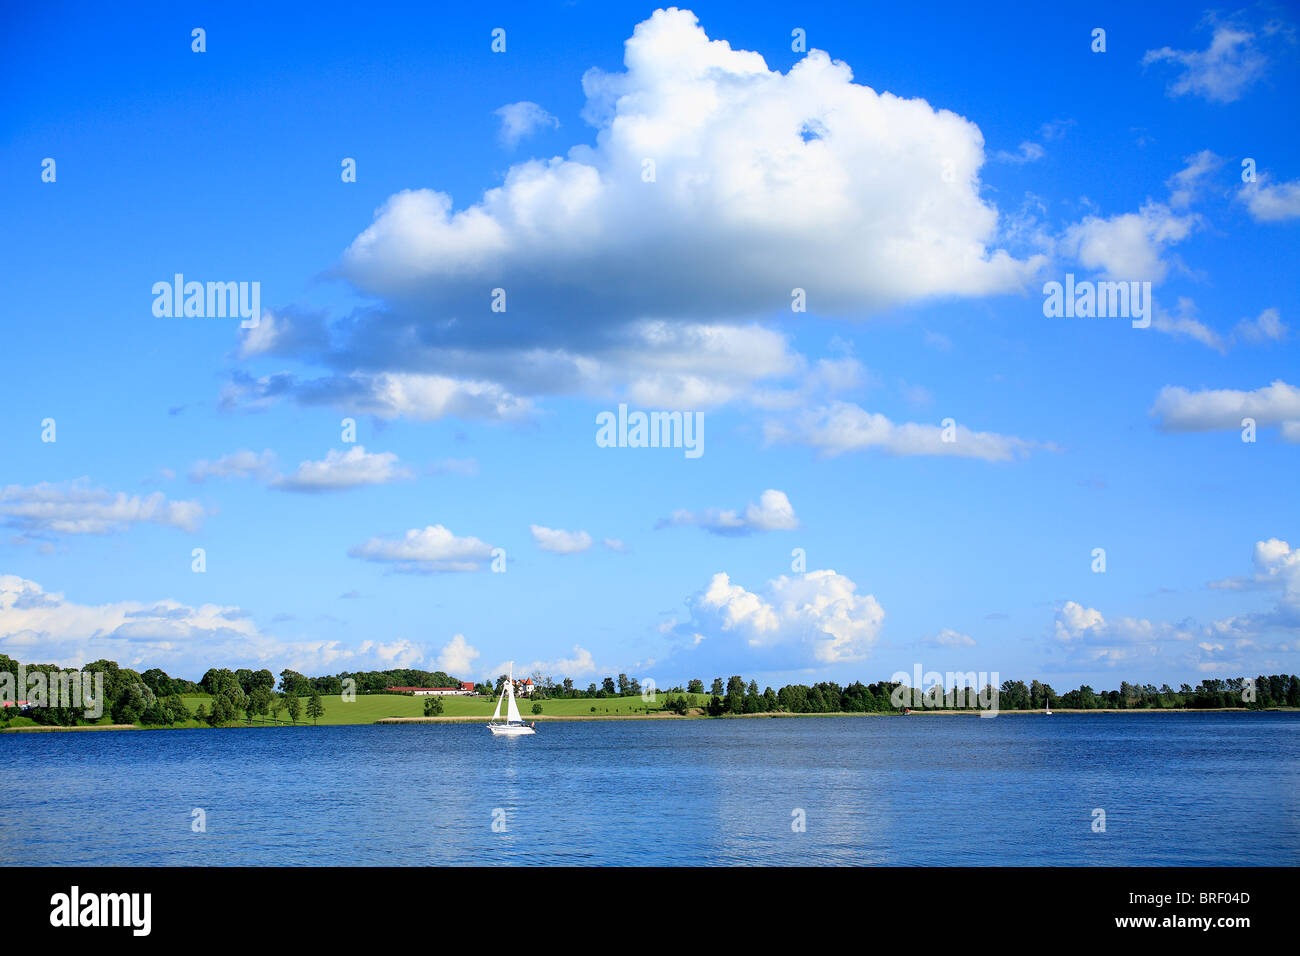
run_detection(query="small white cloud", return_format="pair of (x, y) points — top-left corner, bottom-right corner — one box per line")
(1060, 200), (1197, 283)
(1166, 150), (1223, 209)
(1143, 21), (1270, 103)
(1151, 297), (1227, 353)
(529, 644), (601, 676)
(272, 446), (412, 492)
(436, 633), (480, 675)
(494, 101), (560, 147)
(1240, 175), (1300, 222)
(190, 449), (276, 482)
(1234, 307), (1287, 344)
(766, 402), (1046, 461)
(0, 480), (205, 536)
(355, 639), (427, 669)
(348, 525), (494, 573)
(925, 628), (976, 648)
(993, 141), (1045, 164)
(1039, 118), (1075, 141)
(662, 489), (799, 535)
(530, 525), (593, 554)
(1151, 380), (1300, 436)
(603, 538), (629, 553)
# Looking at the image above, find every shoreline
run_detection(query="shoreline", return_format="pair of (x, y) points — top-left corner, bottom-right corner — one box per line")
(4, 706), (1296, 733)
(2, 723), (140, 733)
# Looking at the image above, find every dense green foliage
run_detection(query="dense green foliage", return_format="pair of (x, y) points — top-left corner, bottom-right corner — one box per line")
(3, 653), (1297, 731)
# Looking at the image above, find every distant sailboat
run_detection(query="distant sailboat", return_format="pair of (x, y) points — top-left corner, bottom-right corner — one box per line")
(488, 662), (536, 736)
(1045, 699), (1053, 715)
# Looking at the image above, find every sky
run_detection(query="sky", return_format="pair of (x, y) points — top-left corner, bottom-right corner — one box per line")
(1, 1), (1298, 692)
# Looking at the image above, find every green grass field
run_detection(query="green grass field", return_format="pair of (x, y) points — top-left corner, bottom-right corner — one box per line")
(178, 691), (708, 725)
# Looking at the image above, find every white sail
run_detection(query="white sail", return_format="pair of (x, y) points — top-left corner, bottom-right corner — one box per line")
(507, 679), (522, 723)
(491, 685), (505, 722)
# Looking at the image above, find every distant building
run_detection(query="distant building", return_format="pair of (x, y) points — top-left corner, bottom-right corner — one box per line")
(513, 678), (535, 697)
(459, 681), (475, 694)
(384, 686), (470, 697)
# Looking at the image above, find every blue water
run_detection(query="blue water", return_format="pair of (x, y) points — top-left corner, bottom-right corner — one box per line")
(4, 714), (1297, 865)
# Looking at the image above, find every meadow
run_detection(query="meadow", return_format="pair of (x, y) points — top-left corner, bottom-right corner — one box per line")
(175, 692), (709, 725)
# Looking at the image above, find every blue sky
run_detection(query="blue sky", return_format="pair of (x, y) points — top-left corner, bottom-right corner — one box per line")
(2, 1), (1298, 690)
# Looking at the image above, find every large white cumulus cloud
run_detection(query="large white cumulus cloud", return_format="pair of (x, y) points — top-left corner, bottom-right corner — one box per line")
(340, 8), (1035, 321)
(237, 9), (1039, 421)
(689, 569), (886, 665)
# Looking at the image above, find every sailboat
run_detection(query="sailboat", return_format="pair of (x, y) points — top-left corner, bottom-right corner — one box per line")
(487, 662), (536, 736)
(1045, 698), (1053, 715)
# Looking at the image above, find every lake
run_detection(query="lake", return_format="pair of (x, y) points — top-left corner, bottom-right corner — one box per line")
(4, 713), (1297, 865)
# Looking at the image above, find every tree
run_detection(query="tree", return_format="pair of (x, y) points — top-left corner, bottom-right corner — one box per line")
(207, 694), (233, 726)
(248, 687), (272, 720)
(279, 669), (310, 697)
(531, 702), (543, 715)
(141, 668), (173, 698)
(723, 675), (746, 714)
(112, 681), (156, 725)
(601, 677), (617, 696)
(687, 679), (705, 695)
(999, 680), (1029, 711)
(423, 696), (444, 716)
(286, 695), (303, 725)
(710, 677), (724, 697)
(305, 690), (325, 725)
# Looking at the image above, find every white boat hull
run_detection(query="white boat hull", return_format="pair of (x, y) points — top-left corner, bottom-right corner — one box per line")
(488, 723), (536, 736)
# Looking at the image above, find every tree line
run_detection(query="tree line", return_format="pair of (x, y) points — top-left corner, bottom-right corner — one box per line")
(0, 657), (333, 729)
(3, 653), (1297, 729)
